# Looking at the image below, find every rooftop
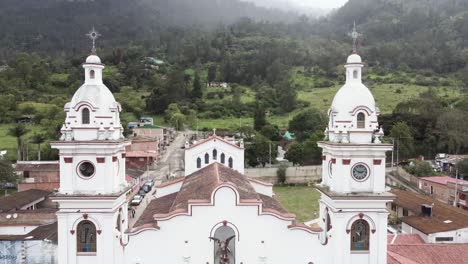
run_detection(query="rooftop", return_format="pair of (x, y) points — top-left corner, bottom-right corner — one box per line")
(0, 222), (57, 242)
(15, 161), (59, 172)
(187, 135), (243, 150)
(0, 189), (51, 212)
(420, 176), (468, 186)
(134, 163), (289, 228)
(391, 189), (468, 234)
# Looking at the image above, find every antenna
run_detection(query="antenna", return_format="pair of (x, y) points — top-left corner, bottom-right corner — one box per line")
(86, 27), (101, 54)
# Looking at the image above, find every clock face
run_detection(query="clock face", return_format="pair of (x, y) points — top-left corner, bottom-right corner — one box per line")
(78, 161), (95, 178)
(352, 164), (369, 181)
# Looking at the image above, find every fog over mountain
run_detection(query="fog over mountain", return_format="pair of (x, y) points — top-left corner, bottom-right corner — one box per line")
(243, 0), (349, 15)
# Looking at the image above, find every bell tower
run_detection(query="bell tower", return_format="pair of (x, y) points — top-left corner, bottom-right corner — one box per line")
(316, 24), (394, 264)
(51, 29), (129, 264)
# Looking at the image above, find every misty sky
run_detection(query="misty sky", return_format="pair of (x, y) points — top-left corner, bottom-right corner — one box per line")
(247, 0), (349, 11)
(286, 0), (349, 9)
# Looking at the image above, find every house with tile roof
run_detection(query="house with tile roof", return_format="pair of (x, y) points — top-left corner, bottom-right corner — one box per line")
(389, 189), (468, 243)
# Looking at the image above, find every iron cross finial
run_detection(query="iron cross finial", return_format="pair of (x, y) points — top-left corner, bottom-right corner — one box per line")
(349, 21), (362, 53)
(86, 27), (101, 53)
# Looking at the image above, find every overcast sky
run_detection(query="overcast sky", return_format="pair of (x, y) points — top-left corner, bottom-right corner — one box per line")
(245, 0), (349, 14)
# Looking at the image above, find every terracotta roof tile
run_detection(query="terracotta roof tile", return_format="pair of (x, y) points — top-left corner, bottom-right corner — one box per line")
(135, 163), (293, 228)
(387, 244), (468, 264)
(15, 162), (59, 172)
(0, 222), (57, 242)
(391, 189), (468, 234)
(387, 234), (425, 245)
(134, 192), (178, 227)
(0, 208), (57, 225)
(0, 189), (51, 212)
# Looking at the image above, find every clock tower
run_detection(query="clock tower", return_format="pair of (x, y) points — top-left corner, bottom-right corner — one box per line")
(316, 35), (394, 263)
(51, 31), (130, 264)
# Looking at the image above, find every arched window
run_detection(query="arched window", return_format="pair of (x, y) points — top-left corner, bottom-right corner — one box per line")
(212, 225), (236, 264)
(90, 70), (95, 79)
(357, 112), (365, 129)
(353, 70), (358, 79)
(350, 219), (370, 251)
(228, 157), (233, 168)
(205, 153), (209, 164)
(325, 209), (332, 231)
(77, 220), (97, 253)
(197, 157), (201, 168)
(116, 213), (121, 232)
(221, 153), (225, 164)
(213, 149), (218, 160)
(82, 108), (90, 124)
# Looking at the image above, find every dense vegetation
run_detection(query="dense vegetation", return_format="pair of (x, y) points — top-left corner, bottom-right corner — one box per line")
(0, 0), (467, 166)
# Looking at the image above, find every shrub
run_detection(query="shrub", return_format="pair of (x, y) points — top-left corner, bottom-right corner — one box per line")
(277, 164), (287, 185)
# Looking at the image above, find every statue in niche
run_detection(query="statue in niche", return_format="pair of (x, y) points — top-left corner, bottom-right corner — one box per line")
(209, 235), (235, 264)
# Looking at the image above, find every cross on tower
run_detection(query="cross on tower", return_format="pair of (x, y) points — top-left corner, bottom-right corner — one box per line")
(86, 27), (101, 54)
(349, 21), (362, 53)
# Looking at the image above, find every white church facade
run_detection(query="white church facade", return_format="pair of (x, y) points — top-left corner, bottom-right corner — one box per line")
(51, 36), (394, 263)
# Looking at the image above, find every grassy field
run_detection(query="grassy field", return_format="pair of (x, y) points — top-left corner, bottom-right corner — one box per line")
(273, 186), (321, 222)
(0, 124), (45, 160)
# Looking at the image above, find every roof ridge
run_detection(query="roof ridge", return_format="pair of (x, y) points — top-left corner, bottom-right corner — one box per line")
(215, 163), (220, 183)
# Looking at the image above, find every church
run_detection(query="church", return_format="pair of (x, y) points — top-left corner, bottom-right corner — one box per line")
(50, 36), (394, 263)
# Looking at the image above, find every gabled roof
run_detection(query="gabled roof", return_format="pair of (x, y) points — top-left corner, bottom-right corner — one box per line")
(420, 176), (468, 186)
(0, 189), (51, 212)
(391, 189), (468, 234)
(133, 163), (289, 228)
(187, 135), (242, 150)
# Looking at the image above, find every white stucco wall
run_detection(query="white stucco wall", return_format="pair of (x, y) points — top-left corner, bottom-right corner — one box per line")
(125, 186), (323, 264)
(185, 138), (244, 176)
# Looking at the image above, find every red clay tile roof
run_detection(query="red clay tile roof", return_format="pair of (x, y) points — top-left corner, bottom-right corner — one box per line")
(134, 163), (290, 228)
(0, 208), (57, 226)
(420, 176), (468, 186)
(387, 234), (425, 245)
(134, 192), (178, 227)
(391, 189), (468, 234)
(0, 189), (51, 212)
(15, 162), (59, 172)
(387, 244), (468, 264)
(0, 222), (58, 242)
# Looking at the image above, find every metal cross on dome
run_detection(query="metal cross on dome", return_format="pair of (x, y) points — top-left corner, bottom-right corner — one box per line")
(349, 21), (362, 53)
(86, 27), (101, 53)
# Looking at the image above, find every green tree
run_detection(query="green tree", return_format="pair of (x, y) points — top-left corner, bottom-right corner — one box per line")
(436, 109), (468, 154)
(245, 134), (277, 167)
(285, 142), (304, 165)
(207, 65), (217, 85)
(8, 124), (29, 161)
(192, 71), (203, 99)
(302, 131), (325, 165)
(457, 159), (468, 178)
(31, 133), (47, 161)
(390, 122), (414, 160)
(0, 160), (16, 187)
(289, 109), (326, 141)
(253, 104), (267, 131)
(276, 78), (297, 113)
(405, 160), (433, 177)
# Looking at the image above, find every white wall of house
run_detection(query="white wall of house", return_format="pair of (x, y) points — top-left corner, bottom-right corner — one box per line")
(184, 138), (244, 176)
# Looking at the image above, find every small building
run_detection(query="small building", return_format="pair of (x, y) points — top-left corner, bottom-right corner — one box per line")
(184, 131), (244, 176)
(418, 176), (468, 206)
(15, 161), (60, 192)
(132, 125), (174, 148)
(389, 189), (468, 243)
(435, 154), (468, 173)
(125, 137), (160, 169)
(0, 189), (54, 212)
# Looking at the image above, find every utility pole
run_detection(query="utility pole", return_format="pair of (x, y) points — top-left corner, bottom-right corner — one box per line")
(269, 142), (272, 168)
(454, 169), (459, 207)
(391, 138), (395, 172)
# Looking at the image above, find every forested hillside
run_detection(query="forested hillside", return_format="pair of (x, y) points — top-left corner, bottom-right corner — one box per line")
(0, 0), (467, 164)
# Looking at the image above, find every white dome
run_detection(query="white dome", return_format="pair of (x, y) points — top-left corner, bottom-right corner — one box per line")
(70, 84), (118, 114)
(331, 82), (376, 118)
(346, 53), (362, 64)
(85, 54), (102, 64)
